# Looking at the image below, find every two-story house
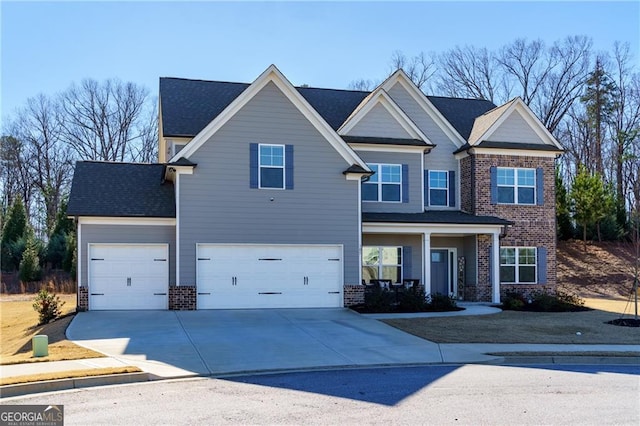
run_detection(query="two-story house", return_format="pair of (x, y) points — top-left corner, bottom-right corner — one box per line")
(67, 65), (563, 311)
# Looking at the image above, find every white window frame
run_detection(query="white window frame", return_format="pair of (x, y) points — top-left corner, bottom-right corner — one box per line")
(171, 142), (188, 157)
(362, 163), (402, 203)
(428, 170), (449, 207)
(362, 246), (403, 283)
(497, 167), (536, 205)
(500, 246), (537, 284)
(258, 143), (285, 190)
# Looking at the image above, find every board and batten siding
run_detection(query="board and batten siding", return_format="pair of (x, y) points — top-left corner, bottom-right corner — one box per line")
(80, 224), (176, 287)
(346, 104), (413, 139)
(485, 110), (545, 144)
(178, 81), (360, 286)
(387, 83), (460, 211)
(355, 150), (423, 213)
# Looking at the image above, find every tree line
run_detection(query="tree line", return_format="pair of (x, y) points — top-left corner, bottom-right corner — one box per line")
(1, 35), (639, 281)
(352, 36), (639, 244)
(1, 79), (156, 279)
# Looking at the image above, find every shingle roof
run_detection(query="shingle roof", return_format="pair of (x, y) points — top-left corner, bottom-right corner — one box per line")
(427, 96), (497, 140)
(67, 161), (175, 218)
(159, 77), (494, 140)
(341, 136), (429, 147)
(363, 211), (512, 226)
(160, 78), (369, 137)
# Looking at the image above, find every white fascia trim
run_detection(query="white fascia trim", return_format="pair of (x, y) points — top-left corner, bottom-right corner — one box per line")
(77, 222), (82, 287)
(345, 173), (368, 181)
(78, 217), (176, 226)
(463, 147), (559, 158)
(175, 172), (180, 286)
(171, 64), (369, 171)
(350, 144), (429, 154)
(363, 222), (504, 235)
(380, 71), (467, 147)
(164, 164), (194, 183)
(338, 89), (433, 144)
(471, 98), (563, 150)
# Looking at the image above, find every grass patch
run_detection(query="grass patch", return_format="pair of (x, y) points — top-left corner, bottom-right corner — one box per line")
(0, 366), (142, 386)
(382, 309), (640, 344)
(0, 294), (104, 365)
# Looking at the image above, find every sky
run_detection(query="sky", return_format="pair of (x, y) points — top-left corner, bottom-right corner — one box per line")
(1, 1), (639, 124)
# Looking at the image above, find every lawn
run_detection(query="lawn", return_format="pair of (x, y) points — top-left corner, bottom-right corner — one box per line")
(0, 294), (104, 365)
(383, 302), (640, 344)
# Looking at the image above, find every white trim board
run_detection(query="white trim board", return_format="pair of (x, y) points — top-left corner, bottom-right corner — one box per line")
(78, 217), (176, 226)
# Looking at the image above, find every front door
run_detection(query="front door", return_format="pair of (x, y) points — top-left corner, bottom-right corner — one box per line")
(430, 249), (449, 295)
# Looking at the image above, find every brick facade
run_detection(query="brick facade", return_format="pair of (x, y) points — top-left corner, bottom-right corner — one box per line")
(343, 284), (365, 307)
(169, 286), (197, 310)
(462, 153), (557, 301)
(78, 287), (88, 311)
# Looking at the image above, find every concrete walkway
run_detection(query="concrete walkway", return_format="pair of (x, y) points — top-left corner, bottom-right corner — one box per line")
(2, 305), (639, 398)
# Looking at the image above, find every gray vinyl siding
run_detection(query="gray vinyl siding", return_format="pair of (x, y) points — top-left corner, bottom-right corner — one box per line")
(387, 83), (460, 210)
(179, 81), (360, 286)
(80, 224), (176, 287)
(463, 235), (477, 286)
(486, 110), (544, 144)
(347, 104), (413, 139)
(362, 234), (423, 283)
(356, 150), (423, 213)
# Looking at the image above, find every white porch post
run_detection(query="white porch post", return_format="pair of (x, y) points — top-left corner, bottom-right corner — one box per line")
(423, 232), (431, 296)
(492, 231), (500, 304)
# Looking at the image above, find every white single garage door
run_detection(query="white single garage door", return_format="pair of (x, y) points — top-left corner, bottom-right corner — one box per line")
(197, 244), (343, 309)
(89, 244), (169, 310)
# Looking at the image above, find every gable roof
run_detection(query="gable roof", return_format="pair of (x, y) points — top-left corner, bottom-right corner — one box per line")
(159, 72), (499, 144)
(160, 78), (368, 137)
(172, 65), (369, 170)
(427, 96), (497, 140)
(363, 211), (512, 226)
(67, 161), (175, 218)
(338, 88), (433, 144)
(467, 97), (564, 150)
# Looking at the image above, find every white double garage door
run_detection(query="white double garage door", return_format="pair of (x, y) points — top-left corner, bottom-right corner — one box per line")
(89, 244), (343, 310)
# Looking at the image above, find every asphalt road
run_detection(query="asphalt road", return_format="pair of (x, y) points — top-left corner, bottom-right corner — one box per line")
(2, 364), (639, 425)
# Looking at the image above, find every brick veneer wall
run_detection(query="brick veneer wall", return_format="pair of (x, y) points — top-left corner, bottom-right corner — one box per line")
(344, 284), (365, 307)
(78, 287), (88, 311)
(460, 156), (474, 214)
(169, 286), (196, 310)
(466, 153), (557, 299)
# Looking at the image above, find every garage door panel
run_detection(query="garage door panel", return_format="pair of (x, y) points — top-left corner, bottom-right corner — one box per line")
(197, 244), (343, 309)
(89, 244), (168, 310)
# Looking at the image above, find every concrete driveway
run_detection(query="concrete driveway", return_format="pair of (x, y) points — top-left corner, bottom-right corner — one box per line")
(67, 309), (465, 378)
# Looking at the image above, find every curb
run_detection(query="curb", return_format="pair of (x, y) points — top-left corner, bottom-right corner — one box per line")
(0, 372), (149, 398)
(490, 356), (640, 365)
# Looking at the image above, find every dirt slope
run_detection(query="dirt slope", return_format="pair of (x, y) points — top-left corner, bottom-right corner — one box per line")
(557, 240), (637, 299)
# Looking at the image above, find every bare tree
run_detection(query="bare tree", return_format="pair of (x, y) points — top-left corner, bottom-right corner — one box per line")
(389, 50), (437, 91)
(131, 98), (159, 163)
(608, 43), (640, 208)
(12, 94), (73, 234)
(60, 78), (150, 162)
(347, 79), (378, 91)
(436, 45), (506, 102)
(532, 36), (592, 134)
(497, 38), (553, 105)
(0, 135), (34, 215)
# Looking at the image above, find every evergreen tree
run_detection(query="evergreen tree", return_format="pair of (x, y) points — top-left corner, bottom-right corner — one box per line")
(570, 165), (611, 249)
(1, 196), (27, 271)
(19, 230), (42, 282)
(555, 167), (574, 240)
(46, 198), (74, 269)
(580, 57), (617, 176)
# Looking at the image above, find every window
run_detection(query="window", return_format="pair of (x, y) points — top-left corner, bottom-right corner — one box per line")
(500, 247), (536, 283)
(429, 170), (448, 206)
(362, 246), (402, 283)
(497, 168), (535, 204)
(171, 142), (187, 157)
(362, 164), (402, 202)
(259, 144), (284, 189)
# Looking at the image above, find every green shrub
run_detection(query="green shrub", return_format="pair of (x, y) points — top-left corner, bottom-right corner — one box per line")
(19, 235), (42, 282)
(427, 293), (460, 311)
(501, 291), (528, 310)
(362, 285), (395, 313)
(397, 285), (427, 312)
(32, 288), (65, 325)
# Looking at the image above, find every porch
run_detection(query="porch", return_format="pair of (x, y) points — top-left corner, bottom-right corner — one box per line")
(362, 211), (512, 303)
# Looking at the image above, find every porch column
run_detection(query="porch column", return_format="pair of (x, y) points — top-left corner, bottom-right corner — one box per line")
(423, 232), (431, 296)
(492, 231), (500, 304)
